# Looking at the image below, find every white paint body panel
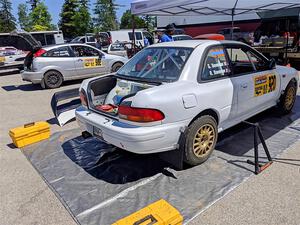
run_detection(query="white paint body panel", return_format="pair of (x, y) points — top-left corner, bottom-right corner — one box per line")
(76, 40), (299, 154)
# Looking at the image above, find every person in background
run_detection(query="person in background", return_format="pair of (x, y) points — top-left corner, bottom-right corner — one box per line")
(95, 34), (102, 50)
(143, 36), (149, 47)
(159, 24), (175, 42)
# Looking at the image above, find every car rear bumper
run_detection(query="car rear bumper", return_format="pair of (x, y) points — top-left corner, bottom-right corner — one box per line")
(75, 106), (187, 154)
(21, 70), (43, 84)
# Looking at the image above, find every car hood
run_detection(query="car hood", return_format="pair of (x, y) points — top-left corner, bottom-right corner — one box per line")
(0, 31), (41, 52)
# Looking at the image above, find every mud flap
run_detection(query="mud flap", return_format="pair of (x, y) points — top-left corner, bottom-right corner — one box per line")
(50, 88), (81, 126)
(158, 128), (187, 170)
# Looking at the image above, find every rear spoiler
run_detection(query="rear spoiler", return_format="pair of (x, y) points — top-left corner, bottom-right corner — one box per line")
(50, 88), (81, 126)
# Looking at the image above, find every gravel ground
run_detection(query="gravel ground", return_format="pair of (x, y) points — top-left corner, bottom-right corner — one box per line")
(0, 73), (299, 225)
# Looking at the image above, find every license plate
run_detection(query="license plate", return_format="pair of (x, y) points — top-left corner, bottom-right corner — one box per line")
(0, 57), (5, 62)
(93, 126), (103, 139)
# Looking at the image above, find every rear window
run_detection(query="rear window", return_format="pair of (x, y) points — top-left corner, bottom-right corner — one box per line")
(117, 47), (193, 82)
(110, 43), (126, 51)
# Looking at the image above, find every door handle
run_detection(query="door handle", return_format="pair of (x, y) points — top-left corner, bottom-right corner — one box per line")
(241, 83), (248, 88)
(77, 59), (83, 62)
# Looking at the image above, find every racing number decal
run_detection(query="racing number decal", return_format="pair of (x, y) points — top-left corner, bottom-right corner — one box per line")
(268, 74), (276, 92)
(254, 74), (276, 97)
(84, 58), (103, 68)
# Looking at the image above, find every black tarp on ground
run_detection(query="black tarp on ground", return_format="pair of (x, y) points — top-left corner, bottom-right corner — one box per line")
(23, 96), (300, 225)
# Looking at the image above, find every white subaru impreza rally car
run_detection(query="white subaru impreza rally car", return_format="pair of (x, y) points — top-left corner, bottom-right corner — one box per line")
(75, 40), (298, 166)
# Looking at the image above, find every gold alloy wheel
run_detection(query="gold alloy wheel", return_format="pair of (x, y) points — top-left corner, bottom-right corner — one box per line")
(285, 86), (296, 110)
(193, 124), (215, 157)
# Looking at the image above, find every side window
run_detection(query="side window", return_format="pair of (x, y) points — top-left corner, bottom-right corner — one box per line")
(43, 47), (71, 57)
(201, 47), (231, 80)
(247, 51), (269, 71)
(226, 47), (255, 75)
(71, 46), (100, 57)
(135, 32), (142, 40)
(86, 36), (95, 42)
(129, 32), (143, 40)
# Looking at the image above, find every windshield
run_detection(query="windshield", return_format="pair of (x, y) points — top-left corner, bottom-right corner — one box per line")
(117, 47), (193, 82)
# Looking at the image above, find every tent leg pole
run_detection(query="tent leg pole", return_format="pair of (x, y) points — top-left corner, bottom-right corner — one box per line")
(231, 9), (235, 40)
(132, 15), (136, 54)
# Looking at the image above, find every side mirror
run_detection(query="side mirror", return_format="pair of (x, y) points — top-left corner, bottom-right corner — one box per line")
(269, 58), (276, 69)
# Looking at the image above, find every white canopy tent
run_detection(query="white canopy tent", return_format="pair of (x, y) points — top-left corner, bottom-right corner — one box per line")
(131, 0), (300, 17)
(131, 0), (300, 40)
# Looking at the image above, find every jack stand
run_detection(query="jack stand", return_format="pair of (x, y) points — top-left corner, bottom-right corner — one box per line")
(243, 121), (273, 175)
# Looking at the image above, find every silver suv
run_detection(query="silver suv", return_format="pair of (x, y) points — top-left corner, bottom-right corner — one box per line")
(22, 43), (127, 88)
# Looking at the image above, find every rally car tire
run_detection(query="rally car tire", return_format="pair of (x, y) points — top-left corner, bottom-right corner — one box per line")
(278, 80), (297, 114)
(111, 62), (123, 73)
(44, 70), (63, 89)
(184, 115), (218, 166)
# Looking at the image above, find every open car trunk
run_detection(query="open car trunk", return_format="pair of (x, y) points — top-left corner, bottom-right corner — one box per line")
(88, 75), (158, 118)
(0, 31), (42, 69)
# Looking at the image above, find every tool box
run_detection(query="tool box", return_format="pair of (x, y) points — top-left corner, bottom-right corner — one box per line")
(9, 122), (50, 148)
(112, 199), (183, 225)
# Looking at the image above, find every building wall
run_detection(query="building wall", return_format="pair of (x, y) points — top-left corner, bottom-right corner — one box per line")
(157, 13), (261, 37)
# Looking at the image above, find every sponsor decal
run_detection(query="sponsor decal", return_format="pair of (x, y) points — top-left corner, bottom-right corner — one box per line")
(254, 74), (276, 97)
(84, 58), (103, 68)
(210, 49), (225, 58)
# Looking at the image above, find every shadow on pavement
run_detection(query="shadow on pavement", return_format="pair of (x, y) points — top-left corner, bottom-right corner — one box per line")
(62, 136), (173, 184)
(1, 79), (82, 92)
(2, 83), (42, 91)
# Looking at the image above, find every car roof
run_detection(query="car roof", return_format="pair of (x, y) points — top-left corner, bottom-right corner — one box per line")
(43, 43), (97, 50)
(151, 40), (247, 48)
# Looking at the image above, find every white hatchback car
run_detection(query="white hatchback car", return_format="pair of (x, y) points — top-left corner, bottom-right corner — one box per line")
(21, 43), (128, 88)
(76, 40), (298, 166)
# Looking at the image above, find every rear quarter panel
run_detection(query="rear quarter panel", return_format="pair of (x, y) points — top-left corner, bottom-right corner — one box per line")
(34, 58), (74, 78)
(131, 80), (234, 127)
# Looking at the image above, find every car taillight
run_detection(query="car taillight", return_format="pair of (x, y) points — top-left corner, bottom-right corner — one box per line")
(118, 105), (164, 123)
(33, 49), (46, 57)
(80, 90), (88, 107)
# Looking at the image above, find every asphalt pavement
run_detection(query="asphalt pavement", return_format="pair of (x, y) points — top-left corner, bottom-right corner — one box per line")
(0, 73), (299, 225)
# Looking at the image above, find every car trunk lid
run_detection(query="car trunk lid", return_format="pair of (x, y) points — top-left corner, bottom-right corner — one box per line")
(0, 31), (42, 69)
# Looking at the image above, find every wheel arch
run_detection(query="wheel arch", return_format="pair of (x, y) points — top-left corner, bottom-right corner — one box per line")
(281, 77), (298, 94)
(188, 108), (220, 126)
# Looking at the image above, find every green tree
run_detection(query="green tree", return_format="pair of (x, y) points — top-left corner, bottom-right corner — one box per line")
(94, 0), (117, 31)
(0, 0), (16, 32)
(18, 3), (30, 31)
(29, 1), (53, 31)
(73, 0), (92, 35)
(59, 0), (79, 39)
(143, 15), (156, 31)
(120, 9), (146, 29)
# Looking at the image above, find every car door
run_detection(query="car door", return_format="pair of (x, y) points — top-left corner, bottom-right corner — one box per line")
(199, 46), (236, 125)
(41, 46), (77, 78)
(71, 45), (107, 78)
(225, 44), (278, 119)
(247, 48), (280, 108)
